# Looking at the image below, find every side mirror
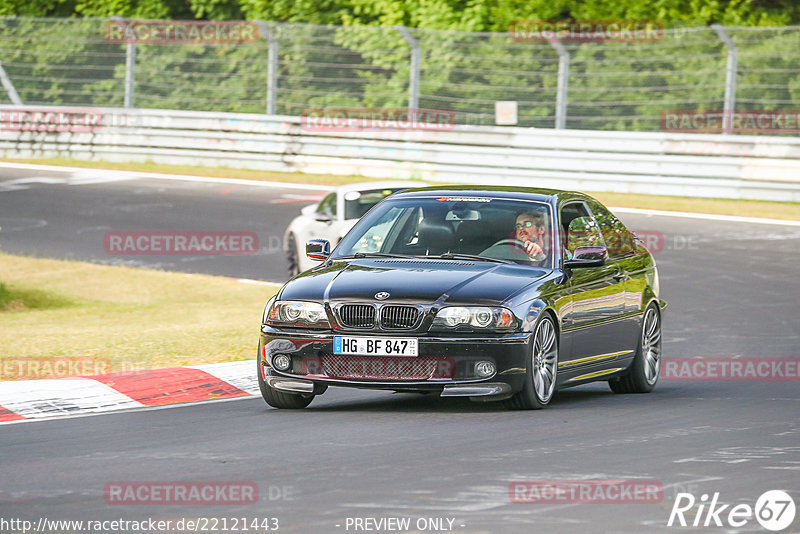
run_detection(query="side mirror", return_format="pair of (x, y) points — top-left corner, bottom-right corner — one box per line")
(306, 239), (331, 261)
(314, 212), (333, 223)
(563, 246), (608, 268)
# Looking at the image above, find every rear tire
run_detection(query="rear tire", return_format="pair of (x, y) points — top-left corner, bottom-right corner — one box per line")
(286, 233), (300, 277)
(257, 354), (314, 409)
(505, 314), (558, 410)
(609, 303), (661, 394)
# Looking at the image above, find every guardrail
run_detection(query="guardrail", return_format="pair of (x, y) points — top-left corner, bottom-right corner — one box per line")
(1, 105), (799, 201)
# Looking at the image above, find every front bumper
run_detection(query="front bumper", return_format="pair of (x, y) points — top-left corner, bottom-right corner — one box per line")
(259, 327), (531, 399)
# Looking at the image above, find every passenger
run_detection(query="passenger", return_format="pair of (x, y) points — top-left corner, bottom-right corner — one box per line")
(515, 211), (547, 263)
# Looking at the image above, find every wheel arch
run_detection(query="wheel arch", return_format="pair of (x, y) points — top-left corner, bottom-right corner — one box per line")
(521, 299), (561, 342)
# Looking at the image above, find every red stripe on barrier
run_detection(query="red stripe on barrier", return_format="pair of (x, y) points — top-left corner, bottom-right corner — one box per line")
(92, 368), (250, 406)
(0, 406), (25, 422)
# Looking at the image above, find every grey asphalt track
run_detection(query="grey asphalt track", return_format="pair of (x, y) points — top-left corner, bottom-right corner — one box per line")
(1, 166), (798, 534)
(0, 165), (328, 281)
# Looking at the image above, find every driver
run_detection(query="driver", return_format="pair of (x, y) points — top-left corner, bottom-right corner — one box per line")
(515, 211), (547, 263)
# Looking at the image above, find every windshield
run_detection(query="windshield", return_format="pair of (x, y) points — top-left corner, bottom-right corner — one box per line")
(336, 195), (554, 267)
(343, 188), (408, 220)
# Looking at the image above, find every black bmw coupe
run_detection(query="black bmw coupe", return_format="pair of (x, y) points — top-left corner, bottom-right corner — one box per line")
(258, 186), (665, 409)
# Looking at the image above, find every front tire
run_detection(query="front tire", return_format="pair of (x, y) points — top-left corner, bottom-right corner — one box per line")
(285, 233), (300, 278)
(257, 355), (314, 409)
(609, 303), (661, 394)
(506, 314), (558, 410)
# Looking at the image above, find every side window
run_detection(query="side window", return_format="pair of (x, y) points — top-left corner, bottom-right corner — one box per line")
(587, 200), (635, 257)
(317, 193), (337, 217)
(560, 202), (605, 257)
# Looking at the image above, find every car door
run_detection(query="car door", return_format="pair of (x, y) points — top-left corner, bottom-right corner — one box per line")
(587, 199), (650, 349)
(558, 201), (628, 371)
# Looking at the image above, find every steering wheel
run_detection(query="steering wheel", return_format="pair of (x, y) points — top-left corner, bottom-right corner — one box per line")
(486, 238), (528, 253)
(483, 239), (528, 258)
(482, 239), (549, 265)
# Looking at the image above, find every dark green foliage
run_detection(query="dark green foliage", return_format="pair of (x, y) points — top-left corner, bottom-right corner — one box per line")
(0, 0), (796, 132)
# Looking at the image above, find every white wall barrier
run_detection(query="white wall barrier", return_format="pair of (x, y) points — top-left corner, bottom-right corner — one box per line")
(1, 105), (799, 201)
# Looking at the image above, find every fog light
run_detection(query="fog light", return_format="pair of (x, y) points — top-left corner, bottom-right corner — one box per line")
(474, 361), (495, 378)
(272, 354), (292, 371)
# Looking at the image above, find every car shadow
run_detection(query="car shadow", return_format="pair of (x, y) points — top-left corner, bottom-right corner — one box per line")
(257, 380), (701, 414)
(292, 384), (666, 413)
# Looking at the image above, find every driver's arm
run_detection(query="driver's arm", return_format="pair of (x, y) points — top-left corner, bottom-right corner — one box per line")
(523, 240), (546, 262)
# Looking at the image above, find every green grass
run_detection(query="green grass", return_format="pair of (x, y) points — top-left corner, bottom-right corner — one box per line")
(0, 253), (280, 379)
(0, 282), (77, 312)
(593, 192), (800, 221)
(4, 156), (800, 221)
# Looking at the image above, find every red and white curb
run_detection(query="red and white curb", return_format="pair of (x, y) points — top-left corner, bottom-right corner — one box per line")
(0, 361), (258, 423)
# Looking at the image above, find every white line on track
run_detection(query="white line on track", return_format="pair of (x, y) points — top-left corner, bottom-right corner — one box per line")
(0, 162), (332, 191)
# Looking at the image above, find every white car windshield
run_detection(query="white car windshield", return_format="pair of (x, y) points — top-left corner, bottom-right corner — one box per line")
(336, 196), (554, 267)
(343, 188), (408, 220)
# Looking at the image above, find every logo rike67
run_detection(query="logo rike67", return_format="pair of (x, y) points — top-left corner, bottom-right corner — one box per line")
(668, 490), (796, 531)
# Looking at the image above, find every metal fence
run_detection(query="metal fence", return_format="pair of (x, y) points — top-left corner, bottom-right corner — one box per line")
(0, 18), (798, 132)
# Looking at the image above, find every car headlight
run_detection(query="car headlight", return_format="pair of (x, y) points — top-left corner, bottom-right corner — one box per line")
(432, 306), (517, 331)
(262, 297), (277, 325)
(266, 300), (329, 328)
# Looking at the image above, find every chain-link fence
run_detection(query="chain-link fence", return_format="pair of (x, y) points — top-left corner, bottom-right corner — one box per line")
(0, 17), (798, 132)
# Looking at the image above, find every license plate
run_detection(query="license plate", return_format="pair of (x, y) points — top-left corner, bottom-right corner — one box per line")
(333, 336), (418, 356)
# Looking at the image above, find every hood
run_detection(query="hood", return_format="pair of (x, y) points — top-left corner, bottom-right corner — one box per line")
(279, 258), (548, 305)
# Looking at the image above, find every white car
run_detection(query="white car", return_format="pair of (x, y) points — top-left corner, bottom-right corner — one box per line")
(283, 181), (425, 276)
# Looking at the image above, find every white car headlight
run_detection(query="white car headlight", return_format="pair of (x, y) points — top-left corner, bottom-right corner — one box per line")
(266, 300), (329, 328)
(439, 307), (470, 327)
(432, 306), (516, 330)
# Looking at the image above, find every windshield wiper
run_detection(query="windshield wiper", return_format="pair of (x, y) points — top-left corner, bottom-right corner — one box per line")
(342, 252), (514, 264)
(348, 252), (422, 259)
(433, 253), (514, 264)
